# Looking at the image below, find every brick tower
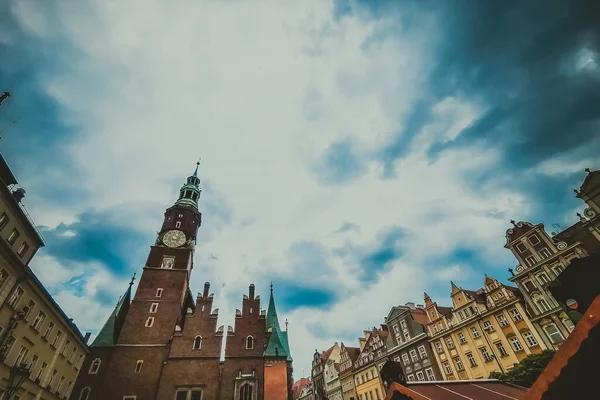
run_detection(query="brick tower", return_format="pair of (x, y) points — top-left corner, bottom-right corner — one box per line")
(70, 163), (294, 400)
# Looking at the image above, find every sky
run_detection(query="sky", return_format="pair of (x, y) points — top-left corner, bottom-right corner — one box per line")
(1, 0), (600, 378)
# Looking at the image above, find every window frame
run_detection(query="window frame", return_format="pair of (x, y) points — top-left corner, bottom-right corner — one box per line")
(135, 360), (143, 373)
(150, 303), (159, 313)
(0, 213), (9, 231)
(145, 317), (155, 327)
(509, 336), (523, 351)
(7, 228), (20, 244)
(193, 335), (202, 350)
(17, 241), (29, 257)
(522, 331), (538, 347)
(156, 288), (163, 297)
(88, 358), (101, 375)
(528, 234), (541, 245)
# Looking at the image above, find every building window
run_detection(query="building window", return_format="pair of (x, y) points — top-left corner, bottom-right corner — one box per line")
(401, 353), (410, 366)
(466, 352), (477, 367)
(425, 368), (435, 380)
(522, 331), (538, 347)
(0, 269), (8, 288)
(246, 335), (254, 349)
(416, 371), (425, 381)
(523, 280), (536, 292)
(14, 345), (29, 367)
(552, 264), (564, 276)
(161, 256), (175, 269)
(509, 308), (523, 322)
(375, 388), (381, 399)
(36, 362), (47, 382)
(509, 337), (523, 351)
(536, 273), (550, 285)
(30, 354), (39, 375)
(528, 234), (541, 245)
(145, 317), (154, 327)
(239, 383), (253, 400)
(135, 360), (143, 373)
(458, 333), (467, 344)
(454, 357), (464, 371)
(481, 347), (493, 362)
(89, 358), (101, 374)
(516, 242), (527, 253)
(123, 397), (137, 400)
(7, 286), (24, 308)
(24, 299), (35, 320)
(61, 340), (71, 355)
(445, 337), (455, 349)
(52, 331), (62, 348)
(150, 303), (159, 313)
(156, 288), (163, 297)
(57, 376), (66, 395)
(540, 248), (551, 258)
(458, 310), (465, 320)
(544, 324), (564, 344)
(471, 327), (480, 338)
(496, 342), (508, 357)
(0, 213), (9, 231)
(79, 387), (91, 400)
(442, 361), (452, 375)
(483, 320), (495, 332)
(7, 228), (19, 244)
(44, 321), (54, 339)
(409, 349), (418, 362)
(193, 336), (202, 350)
(536, 298), (551, 313)
(525, 256), (536, 267)
(32, 311), (46, 331)
(175, 221), (182, 228)
(17, 242), (29, 257)
(418, 345), (427, 359)
(407, 374), (415, 382)
(434, 342), (443, 353)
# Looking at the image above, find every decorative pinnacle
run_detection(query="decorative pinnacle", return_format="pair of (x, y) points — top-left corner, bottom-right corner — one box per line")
(510, 220), (517, 227)
(129, 272), (136, 286)
(270, 281), (273, 293)
(285, 318), (289, 331)
(585, 168), (591, 173)
(193, 158), (201, 177)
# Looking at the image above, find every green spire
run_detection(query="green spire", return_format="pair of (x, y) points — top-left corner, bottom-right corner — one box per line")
(263, 283), (292, 360)
(265, 282), (280, 332)
(174, 161), (202, 210)
(90, 278), (134, 348)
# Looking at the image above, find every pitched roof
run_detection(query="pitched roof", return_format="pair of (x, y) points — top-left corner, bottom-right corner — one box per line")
(320, 344), (336, 360)
(409, 308), (429, 326)
(577, 169), (600, 196)
(91, 284), (132, 348)
(292, 378), (310, 399)
(266, 286), (281, 332)
(263, 326), (289, 359)
(345, 346), (361, 363)
(464, 289), (487, 304)
(437, 306), (453, 319)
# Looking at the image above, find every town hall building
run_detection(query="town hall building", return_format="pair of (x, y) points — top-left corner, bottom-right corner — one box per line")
(70, 164), (293, 400)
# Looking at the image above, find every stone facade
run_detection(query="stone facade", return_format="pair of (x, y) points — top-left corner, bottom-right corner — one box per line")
(70, 166), (293, 400)
(338, 343), (360, 400)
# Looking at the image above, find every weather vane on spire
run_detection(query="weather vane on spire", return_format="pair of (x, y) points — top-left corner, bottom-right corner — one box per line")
(193, 157), (201, 177)
(129, 272), (136, 286)
(285, 318), (288, 331)
(270, 281), (273, 293)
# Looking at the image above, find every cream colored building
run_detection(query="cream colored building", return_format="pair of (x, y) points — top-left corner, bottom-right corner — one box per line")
(0, 154), (88, 399)
(425, 276), (547, 380)
(352, 329), (386, 400)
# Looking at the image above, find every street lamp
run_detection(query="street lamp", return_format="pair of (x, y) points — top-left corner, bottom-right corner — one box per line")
(5, 363), (30, 399)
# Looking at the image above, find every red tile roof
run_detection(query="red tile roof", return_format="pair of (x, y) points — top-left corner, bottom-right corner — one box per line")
(438, 306), (453, 319)
(384, 380), (526, 400)
(410, 308), (429, 326)
(345, 346), (361, 363)
(320, 344), (335, 360)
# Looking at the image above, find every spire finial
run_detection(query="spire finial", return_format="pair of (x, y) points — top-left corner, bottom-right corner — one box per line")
(510, 220), (517, 227)
(193, 158), (201, 177)
(285, 318), (288, 331)
(129, 272), (136, 286)
(270, 281), (273, 293)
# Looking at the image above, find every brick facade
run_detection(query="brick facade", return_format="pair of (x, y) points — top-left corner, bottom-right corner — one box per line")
(70, 168), (292, 400)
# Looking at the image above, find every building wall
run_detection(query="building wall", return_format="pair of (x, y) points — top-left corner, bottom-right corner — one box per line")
(353, 365), (384, 400)
(339, 373), (357, 400)
(264, 360), (288, 400)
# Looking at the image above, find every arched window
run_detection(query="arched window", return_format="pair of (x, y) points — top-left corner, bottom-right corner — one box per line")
(246, 336), (254, 349)
(79, 387), (91, 400)
(240, 383), (253, 400)
(88, 358), (101, 374)
(536, 298), (550, 313)
(193, 336), (202, 350)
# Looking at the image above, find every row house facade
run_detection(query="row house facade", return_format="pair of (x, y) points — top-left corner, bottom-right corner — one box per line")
(311, 343), (339, 400)
(338, 343), (360, 400)
(0, 153), (89, 400)
(352, 327), (387, 400)
(425, 277), (547, 380)
(385, 303), (442, 383)
(505, 169), (600, 350)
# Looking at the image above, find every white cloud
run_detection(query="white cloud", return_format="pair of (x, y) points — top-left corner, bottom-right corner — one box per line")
(11, 0), (532, 376)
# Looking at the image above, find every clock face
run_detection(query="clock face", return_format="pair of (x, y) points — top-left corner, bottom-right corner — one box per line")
(163, 230), (186, 248)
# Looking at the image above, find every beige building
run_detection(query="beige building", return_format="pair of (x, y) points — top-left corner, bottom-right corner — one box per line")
(0, 154), (89, 399)
(425, 276), (547, 380)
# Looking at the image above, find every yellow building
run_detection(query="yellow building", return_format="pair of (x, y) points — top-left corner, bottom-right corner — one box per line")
(0, 154), (89, 399)
(352, 329), (386, 400)
(425, 276), (547, 380)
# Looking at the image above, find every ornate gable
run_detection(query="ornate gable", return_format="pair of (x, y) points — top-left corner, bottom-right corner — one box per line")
(504, 221), (537, 246)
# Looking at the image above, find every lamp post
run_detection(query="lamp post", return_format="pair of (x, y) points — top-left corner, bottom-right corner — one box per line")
(4, 363), (30, 399)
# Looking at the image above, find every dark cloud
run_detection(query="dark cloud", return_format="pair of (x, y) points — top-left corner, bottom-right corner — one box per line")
(39, 208), (152, 276)
(274, 282), (337, 313)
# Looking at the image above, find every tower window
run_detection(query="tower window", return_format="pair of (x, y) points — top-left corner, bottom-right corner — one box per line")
(193, 336), (202, 350)
(135, 360), (143, 373)
(192, 193), (198, 201)
(176, 389), (202, 400)
(175, 221), (182, 228)
(156, 288), (163, 297)
(88, 358), (101, 374)
(185, 191), (192, 199)
(79, 387), (91, 400)
(246, 336), (254, 349)
(145, 317), (154, 327)
(178, 214), (183, 218)
(7, 228), (19, 244)
(150, 303), (158, 313)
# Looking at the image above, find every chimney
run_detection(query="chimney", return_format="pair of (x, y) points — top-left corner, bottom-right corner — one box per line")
(405, 302), (416, 309)
(203, 282), (210, 298)
(84, 332), (91, 343)
(12, 188), (25, 203)
(249, 284), (255, 300)
(416, 304), (424, 309)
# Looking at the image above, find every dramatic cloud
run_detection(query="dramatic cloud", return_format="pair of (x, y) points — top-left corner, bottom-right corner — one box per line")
(2, 0), (599, 375)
